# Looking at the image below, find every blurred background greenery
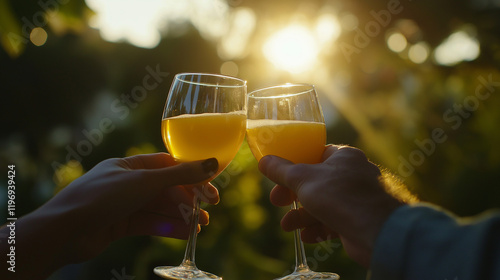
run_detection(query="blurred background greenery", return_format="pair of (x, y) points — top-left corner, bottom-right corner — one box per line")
(1, 0), (500, 279)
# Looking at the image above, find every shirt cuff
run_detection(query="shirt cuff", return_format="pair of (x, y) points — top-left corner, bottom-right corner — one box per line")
(368, 203), (446, 279)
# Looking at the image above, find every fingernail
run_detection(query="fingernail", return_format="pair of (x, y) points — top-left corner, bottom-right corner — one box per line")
(260, 155), (273, 163)
(202, 158), (218, 175)
(259, 155), (276, 168)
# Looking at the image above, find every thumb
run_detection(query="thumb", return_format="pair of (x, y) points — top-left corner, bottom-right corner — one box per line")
(144, 158), (219, 188)
(321, 144), (339, 161)
(258, 155), (306, 195)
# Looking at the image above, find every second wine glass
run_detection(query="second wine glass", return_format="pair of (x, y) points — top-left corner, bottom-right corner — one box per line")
(246, 84), (340, 280)
(155, 73), (247, 280)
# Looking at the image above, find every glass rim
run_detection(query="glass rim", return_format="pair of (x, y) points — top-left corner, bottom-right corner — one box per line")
(174, 72), (247, 88)
(248, 83), (315, 99)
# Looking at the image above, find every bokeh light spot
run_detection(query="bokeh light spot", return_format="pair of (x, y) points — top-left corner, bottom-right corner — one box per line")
(339, 13), (358, 31)
(408, 42), (429, 64)
(220, 61), (239, 77)
(217, 7), (256, 60)
(30, 27), (48, 46)
(315, 13), (341, 43)
(434, 29), (480, 66)
(387, 32), (407, 53)
(241, 204), (266, 230)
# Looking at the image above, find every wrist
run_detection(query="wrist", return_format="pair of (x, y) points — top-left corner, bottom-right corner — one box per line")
(14, 206), (78, 278)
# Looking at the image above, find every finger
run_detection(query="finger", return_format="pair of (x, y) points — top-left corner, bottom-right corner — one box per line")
(258, 155), (306, 195)
(323, 145), (368, 165)
(161, 185), (195, 208)
(281, 208), (320, 232)
(120, 153), (177, 169)
(189, 184), (220, 205)
(124, 210), (208, 239)
(148, 196), (192, 217)
(321, 144), (340, 161)
(301, 224), (340, 243)
(199, 209), (210, 226)
(270, 185), (296, 206)
(323, 146), (382, 178)
(143, 158), (219, 190)
(147, 187), (212, 225)
(146, 188), (205, 220)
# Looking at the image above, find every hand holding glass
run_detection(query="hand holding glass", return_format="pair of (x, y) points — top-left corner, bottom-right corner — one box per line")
(156, 73), (247, 280)
(247, 84), (340, 280)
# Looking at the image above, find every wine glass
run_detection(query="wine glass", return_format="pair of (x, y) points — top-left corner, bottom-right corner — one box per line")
(155, 73), (247, 280)
(246, 84), (340, 280)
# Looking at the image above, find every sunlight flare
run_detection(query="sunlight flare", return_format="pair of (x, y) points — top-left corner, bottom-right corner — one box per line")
(263, 24), (319, 74)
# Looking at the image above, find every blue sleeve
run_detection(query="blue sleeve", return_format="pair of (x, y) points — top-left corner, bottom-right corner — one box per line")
(369, 203), (500, 280)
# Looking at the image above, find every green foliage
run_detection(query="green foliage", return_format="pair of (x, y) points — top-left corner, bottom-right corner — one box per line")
(1, 1), (500, 279)
(0, 0), (25, 57)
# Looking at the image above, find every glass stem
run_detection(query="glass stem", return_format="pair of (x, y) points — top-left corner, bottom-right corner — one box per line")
(292, 200), (310, 273)
(181, 193), (201, 269)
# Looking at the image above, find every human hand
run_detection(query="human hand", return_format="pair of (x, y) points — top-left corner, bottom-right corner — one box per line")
(259, 145), (404, 267)
(13, 153), (219, 277)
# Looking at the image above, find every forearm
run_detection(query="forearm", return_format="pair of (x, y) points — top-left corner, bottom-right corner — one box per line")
(0, 209), (74, 280)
